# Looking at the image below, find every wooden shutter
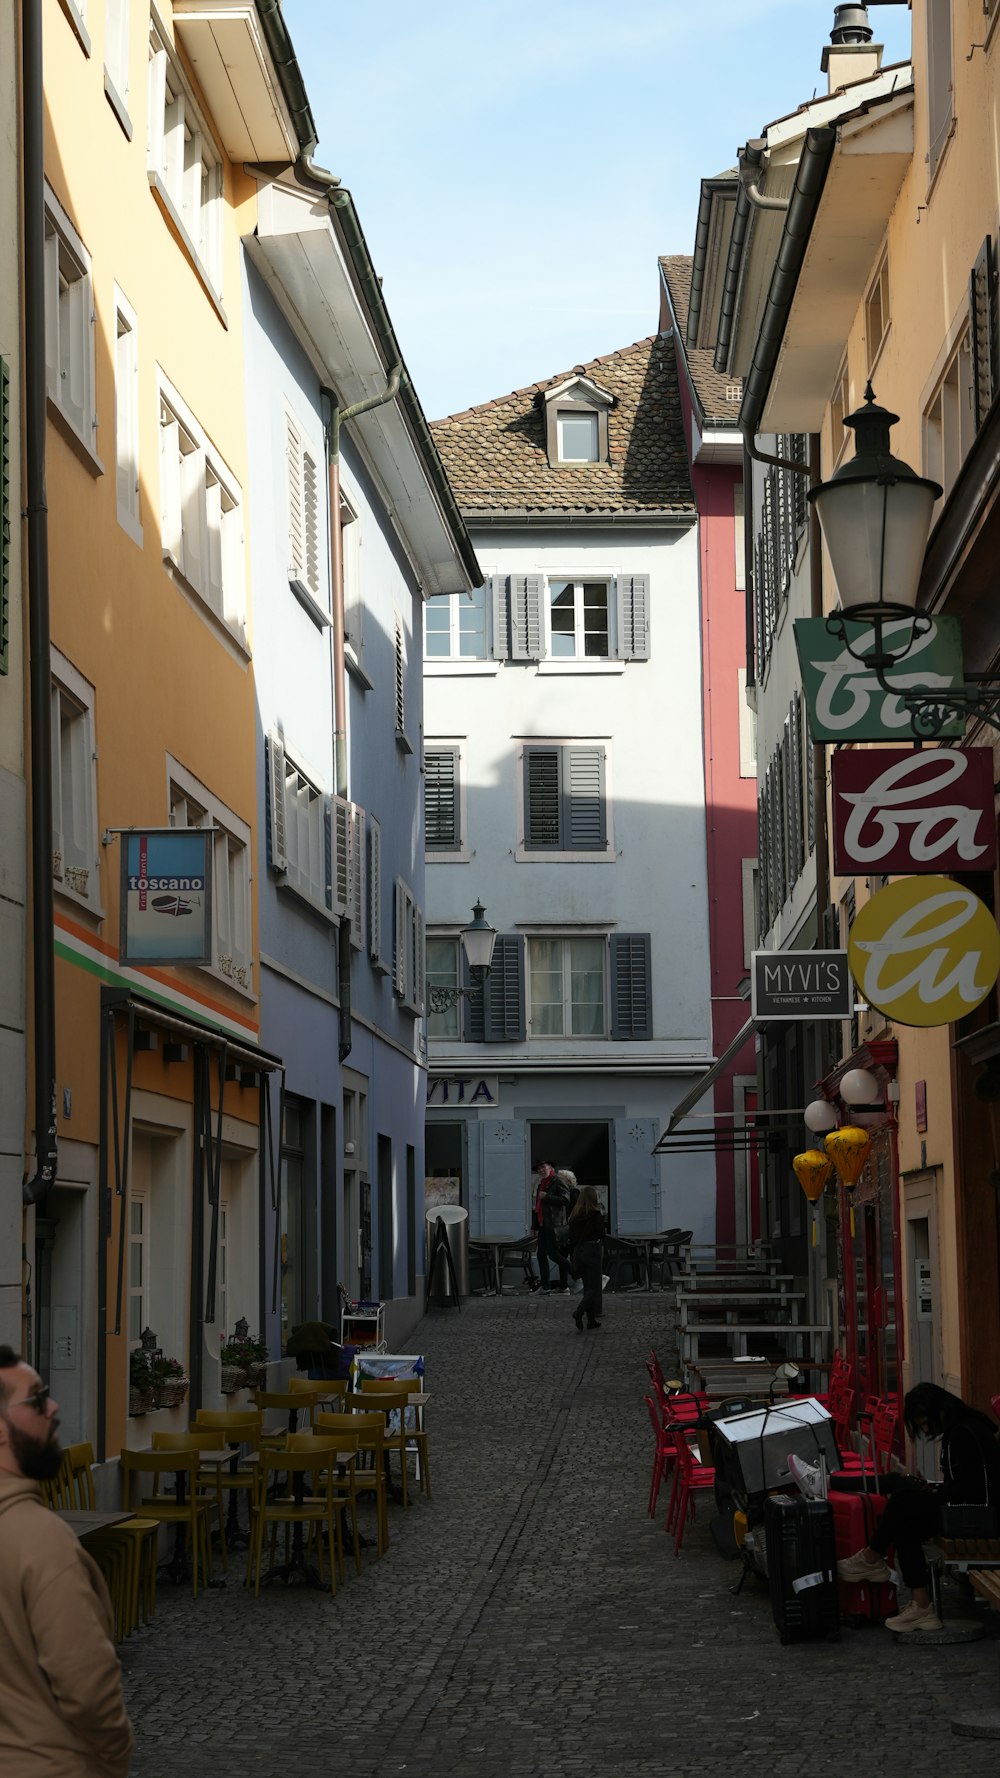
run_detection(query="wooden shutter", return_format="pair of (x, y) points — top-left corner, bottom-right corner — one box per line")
(763, 762), (776, 931)
(0, 357), (8, 675)
(788, 697), (803, 881)
(615, 575), (651, 660)
(510, 574), (543, 660)
(368, 816), (383, 966)
(525, 748), (561, 848)
(757, 785), (768, 940)
(331, 796), (350, 917)
(791, 434), (808, 532)
(483, 935), (525, 1041)
(566, 746), (607, 850)
(610, 934), (652, 1040)
(393, 878), (407, 998)
(805, 704), (815, 854)
(424, 748), (458, 848)
(349, 803), (366, 948)
(775, 743), (787, 910)
(490, 574), (510, 660)
(266, 732), (288, 872)
(413, 905), (425, 1014)
(970, 235), (998, 432)
(394, 618), (405, 732)
(286, 412), (305, 583)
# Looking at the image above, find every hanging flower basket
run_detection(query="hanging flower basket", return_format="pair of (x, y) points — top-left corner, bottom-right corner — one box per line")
(242, 1362), (267, 1392)
(220, 1364), (244, 1394)
(129, 1386), (155, 1416)
(153, 1377), (190, 1410)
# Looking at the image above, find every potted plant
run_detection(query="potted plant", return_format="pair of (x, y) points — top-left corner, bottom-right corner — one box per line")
(128, 1348), (155, 1415)
(219, 1327), (268, 1393)
(152, 1355), (189, 1410)
(240, 1333), (269, 1392)
(219, 1338), (246, 1394)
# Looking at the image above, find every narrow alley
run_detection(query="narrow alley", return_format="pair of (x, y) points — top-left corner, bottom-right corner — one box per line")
(123, 1298), (995, 1777)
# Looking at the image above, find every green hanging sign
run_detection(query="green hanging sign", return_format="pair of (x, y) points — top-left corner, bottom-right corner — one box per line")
(793, 615), (965, 742)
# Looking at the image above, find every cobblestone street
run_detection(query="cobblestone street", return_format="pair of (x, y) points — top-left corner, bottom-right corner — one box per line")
(123, 1296), (997, 1776)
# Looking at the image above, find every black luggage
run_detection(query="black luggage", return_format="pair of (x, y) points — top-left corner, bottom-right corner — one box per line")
(763, 1492), (840, 1644)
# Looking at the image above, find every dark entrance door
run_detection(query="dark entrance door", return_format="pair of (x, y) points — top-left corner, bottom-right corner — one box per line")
(529, 1122), (610, 1214)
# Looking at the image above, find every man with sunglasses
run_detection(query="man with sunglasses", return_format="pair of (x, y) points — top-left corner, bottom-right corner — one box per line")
(0, 1346), (133, 1775)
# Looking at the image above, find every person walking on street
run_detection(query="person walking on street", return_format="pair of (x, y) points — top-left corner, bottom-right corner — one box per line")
(537, 1167), (572, 1294)
(568, 1185), (607, 1330)
(0, 1346), (134, 1776)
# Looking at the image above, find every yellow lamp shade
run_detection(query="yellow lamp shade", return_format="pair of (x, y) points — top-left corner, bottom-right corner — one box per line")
(825, 1125), (872, 1187)
(793, 1151), (833, 1203)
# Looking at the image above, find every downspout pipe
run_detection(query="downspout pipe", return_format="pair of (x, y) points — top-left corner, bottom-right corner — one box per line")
(22, 0), (58, 1210)
(739, 140), (791, 213)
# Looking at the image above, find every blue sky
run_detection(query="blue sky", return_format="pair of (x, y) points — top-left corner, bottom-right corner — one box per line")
(282, 1), (913, 420)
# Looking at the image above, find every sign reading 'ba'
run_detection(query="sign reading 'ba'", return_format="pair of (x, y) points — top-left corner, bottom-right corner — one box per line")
(120, 828), (213, 966)
(794, 615), (965, 741)
(831, 747), (997, 876)
(848, 876), (1000, 1028)
(751, 950), (852, 1021)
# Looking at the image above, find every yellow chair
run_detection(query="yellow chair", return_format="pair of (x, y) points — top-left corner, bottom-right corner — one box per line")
(286, 1429), (360, 1577)
(360, 1376), (432, 1498)
(151, 1430), (229, 1571)
(254, 1388), (313, 1445)
(350, 1387), (414, 1508)
(191, 1409), (262, 1530)
(57, 1444), (159, 1638)
(316, 1409), (389, 1555)
(288, 1376), (348, 1411)
(247, 1438), (346, 1596)
(120, 1448), (212, 1598)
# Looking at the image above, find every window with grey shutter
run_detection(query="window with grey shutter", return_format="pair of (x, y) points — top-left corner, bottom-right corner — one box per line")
(791, 434), (808, 533)
(368, 816), (386, 970)
(788, 697), (803, 882)
(483, 935), (525, 1041)
(490, 574), (510, 660)
(775, 742), (787, 910)
(510, 574), (543, 660)
(610, 934), (652, 1039)
(266, 732), (288, 873)
(970, 235), (998, 432)
(614, 575), (650, 660)
(461, 950), (485, 1042)
(757, 786), (769, 939)
(425, 747), (460, 850)
(524, 745), (608, 851)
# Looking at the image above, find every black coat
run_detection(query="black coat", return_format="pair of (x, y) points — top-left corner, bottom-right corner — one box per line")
(940, 1419), (1000, 1504)
(568, 1208), (605, 1251)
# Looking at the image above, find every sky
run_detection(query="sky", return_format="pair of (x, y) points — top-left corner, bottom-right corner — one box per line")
(282, 1), (913, 421)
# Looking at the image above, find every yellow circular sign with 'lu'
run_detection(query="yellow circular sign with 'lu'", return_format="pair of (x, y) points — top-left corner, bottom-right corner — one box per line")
(848, 875), (1000, 1028)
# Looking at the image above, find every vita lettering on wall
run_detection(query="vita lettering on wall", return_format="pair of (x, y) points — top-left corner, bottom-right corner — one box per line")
(847, 877), (1000, 1028)
(794, 616), (965, 742)
(831, 747), (997, 876)
(426, 1076), (498, 1107)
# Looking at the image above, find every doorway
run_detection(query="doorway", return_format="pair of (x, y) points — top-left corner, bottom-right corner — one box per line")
(425, 1121), (465, 1210)
(530, 1123), (610, 1213)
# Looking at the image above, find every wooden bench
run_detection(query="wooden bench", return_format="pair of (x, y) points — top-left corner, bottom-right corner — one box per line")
(969, 1568), (1000, 1609)
(678, 1320), (831, 1362)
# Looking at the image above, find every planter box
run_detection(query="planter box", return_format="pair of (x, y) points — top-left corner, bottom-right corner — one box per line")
(129, 1387), (155, 1416)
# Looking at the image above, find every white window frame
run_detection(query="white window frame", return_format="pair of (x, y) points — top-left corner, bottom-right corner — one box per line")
(864, 250), (891, 375)
(737, 668), (757, 779)
(104, 0), (131, 124)
(167, 756), (253, 996)
(127, 1186), (148, 1349)
(59, 0), (91, 55)
(280, 745), (330, 917)
(51, 647), (102, 915)
(158, 371), (245, 645)
(556, 409), (599, 463)
(147, 7), (224, 299)
(285, 406), (327, 621)
(341, 488), (367, 676)
(546, 576), (614, 661)
(423, 585), (490, 662)
(393, 877), (424, 1015)
(923, 323), (975, 509)
(515, 739), (615, 864)
(368, 816), (387, 973)
(43, 186), (98, 461)
(114, 285), (141, 546)
(425, 933), (460, 1040)
(526, 933), (608, 1039)
(830, 357), (851, 466)
(741, 858), (759, 971)
(926, 0), (955, 184)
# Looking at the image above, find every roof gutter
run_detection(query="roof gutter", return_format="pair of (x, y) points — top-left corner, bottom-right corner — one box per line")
(738, 125), (837, 475)
(713, 166), (753, 374)
(255, 1), (480, 589)
(686, 182), (714, 351)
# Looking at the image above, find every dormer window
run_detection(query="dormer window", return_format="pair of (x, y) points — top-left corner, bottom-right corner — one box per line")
(543, 374), (613, 467)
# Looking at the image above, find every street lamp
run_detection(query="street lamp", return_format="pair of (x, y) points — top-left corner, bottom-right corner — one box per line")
(427, 901), (497, 1017)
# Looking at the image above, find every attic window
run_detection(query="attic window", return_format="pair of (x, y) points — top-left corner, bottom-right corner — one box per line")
(557, 410), (599, 462)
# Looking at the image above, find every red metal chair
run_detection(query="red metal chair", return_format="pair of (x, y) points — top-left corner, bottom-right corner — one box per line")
(665, 1424), (715, 1555)
(838, 1398), (897, 1475)
(644, 1395), (673, 1518)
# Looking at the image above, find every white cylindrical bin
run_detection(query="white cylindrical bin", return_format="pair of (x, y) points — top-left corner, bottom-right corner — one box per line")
(425, 1205), (470, 1302)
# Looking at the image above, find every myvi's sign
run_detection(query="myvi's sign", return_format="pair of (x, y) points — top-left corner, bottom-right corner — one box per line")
(794, 615), (965, 741)
(120, 829), (213, 966)
(751, 950), (852, 1021)
(848, 876), (1000, 1027)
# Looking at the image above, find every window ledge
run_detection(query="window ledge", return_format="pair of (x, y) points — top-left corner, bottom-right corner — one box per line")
(201, 960), (256, 1003)
(47, 397), (104, 479)
(289, 577), (331, 629)
(515, 847), (616, 864)
(57, 0), (91, 54)
(117, 506), (143, 550)
(370, 957), (391, 977)
(276, 874), (336, 925)
(535, 661), (626, 676)
(162, 552), (250, 663)
(148, 173), (228, 328)
(866, 321), (891, 386)
(425, 849), (472, 864)
(345, 646), (373, 691)
(395, 729), (414, 755)
(104, 71), (133, 140)
(54, 878), (104, 922)
(925, 116), (958, 205)
(424, 660), (501, 676)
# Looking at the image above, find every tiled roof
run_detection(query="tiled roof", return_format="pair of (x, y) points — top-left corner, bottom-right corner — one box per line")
(659, 256), (741, 428)
(430, 337), (694, 517)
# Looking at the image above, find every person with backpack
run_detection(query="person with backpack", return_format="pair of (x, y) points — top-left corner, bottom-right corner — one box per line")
(535, 1165), (572, 1294)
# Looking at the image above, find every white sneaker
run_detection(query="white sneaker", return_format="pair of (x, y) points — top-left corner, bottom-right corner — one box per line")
(601, 1274), (610, 1289)
(885, 1599), (942, 1633)
(837, 1548), (892, 1584)
(560, 1287), (571, 1296)
(787, 1453), (824, 1500)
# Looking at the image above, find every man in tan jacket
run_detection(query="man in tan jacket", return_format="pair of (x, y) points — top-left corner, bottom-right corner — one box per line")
(0, 1345), (134, 1776)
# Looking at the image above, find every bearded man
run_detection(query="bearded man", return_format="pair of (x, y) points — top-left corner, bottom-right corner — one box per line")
(0, 1345), (134, 1776)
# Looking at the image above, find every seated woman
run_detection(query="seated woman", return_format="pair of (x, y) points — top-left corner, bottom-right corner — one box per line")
(838, 1382), (1000, 1632)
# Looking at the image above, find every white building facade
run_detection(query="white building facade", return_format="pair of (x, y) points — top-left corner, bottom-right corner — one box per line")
(425, 339), (716, 1242)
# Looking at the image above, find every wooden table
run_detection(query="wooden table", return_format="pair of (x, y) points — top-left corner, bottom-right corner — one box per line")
(679, 1318), (831, 1363)
(58, 1509), (135, 1538)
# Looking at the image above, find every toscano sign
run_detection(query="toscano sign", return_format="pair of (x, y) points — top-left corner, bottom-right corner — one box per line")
(847, 876), (1000, 1028)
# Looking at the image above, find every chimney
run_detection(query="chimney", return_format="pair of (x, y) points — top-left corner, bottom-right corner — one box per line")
(821, 4), (883, 92)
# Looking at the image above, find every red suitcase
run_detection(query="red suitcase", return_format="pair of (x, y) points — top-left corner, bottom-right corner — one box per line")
(828, 1487), (897, 1621)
